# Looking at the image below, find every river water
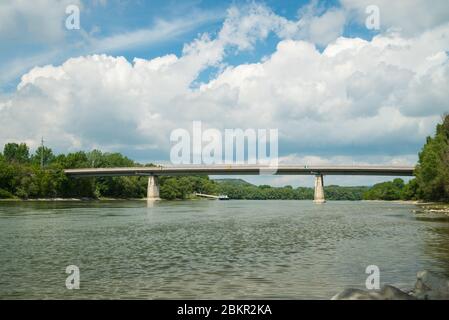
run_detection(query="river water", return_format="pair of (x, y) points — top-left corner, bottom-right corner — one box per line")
(0, 200), (448, 299)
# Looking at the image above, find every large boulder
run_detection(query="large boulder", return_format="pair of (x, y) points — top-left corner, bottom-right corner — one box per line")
(332, 270), (449, 300)
(410, 270), (449, 300)
(331, 285), (415, 300)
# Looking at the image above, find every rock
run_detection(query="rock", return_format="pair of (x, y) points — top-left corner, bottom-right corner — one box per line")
(332, 285), (416, 300)
(332, 270), (449, 300)
(410, 270), (449, 300)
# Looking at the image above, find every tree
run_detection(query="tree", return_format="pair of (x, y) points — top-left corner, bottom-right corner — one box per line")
(160, 178), (185, 200)
(58, 151), (90, 168)
(415, 114), (449, 201)
(31, 146), (55, 167)
(87, 149), (104, 168)
(401, 179), (418, 200)
(363, 179), (405, 200)
(0, 154), (15, 198)
(3, 143), (29, 163)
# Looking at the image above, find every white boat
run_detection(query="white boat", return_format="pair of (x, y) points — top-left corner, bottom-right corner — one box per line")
(218, 194), (229, 200)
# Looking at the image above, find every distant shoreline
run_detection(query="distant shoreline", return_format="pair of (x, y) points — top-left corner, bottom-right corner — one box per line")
(0, 198), (442, 205)
(0, 197), (147, 202)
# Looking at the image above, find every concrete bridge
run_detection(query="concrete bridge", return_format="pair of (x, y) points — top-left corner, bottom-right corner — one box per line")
(64, 165), (415, 203)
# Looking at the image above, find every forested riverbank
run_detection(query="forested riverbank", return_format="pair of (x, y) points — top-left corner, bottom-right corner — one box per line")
(0, 146), (369, 201)
(0, 146), (219, 200)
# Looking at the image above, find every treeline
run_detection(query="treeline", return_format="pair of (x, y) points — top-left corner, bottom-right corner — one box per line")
(0, 143), (371, 201)
(0, 144), (215, 200)
(160, 176), (217, 200)
(363, 114), (449, 202)
(0, 143), (145, 199)
(215, 179), (369, 200)
(362, 178), (417, 200)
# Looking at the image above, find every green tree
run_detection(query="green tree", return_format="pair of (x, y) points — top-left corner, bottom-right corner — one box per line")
(160, 178), (185, 200)
(401, 179), (418, 200)
(3, 143), (29, 163)
(363, 179), (405, 200)
(87, 149), (104, 167)
(31, 146), (55, 167)
(415, 114), (449, 201)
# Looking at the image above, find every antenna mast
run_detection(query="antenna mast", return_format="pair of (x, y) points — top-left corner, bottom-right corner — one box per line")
(40, 137), (44, 169)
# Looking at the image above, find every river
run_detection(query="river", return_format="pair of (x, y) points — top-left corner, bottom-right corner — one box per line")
(0, 200), (448, 299)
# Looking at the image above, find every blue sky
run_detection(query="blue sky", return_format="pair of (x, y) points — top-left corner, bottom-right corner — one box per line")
(1, 0), (449, 186)
(1, 0), (352, 91)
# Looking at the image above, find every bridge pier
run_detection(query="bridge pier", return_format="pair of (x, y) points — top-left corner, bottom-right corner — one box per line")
(313, 174), (326, 204)
(147, 175), (160, 201)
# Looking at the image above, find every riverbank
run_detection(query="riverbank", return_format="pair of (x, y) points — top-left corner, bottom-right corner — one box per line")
(363, 199), (449, 215)
(0, 197), (148, 202)
(0, 197), (447, 204)
(417, 203), (449, 212)
(0, 196), (211, 202)
(412, 202), (449, 221)
(0, 198), (421, 202)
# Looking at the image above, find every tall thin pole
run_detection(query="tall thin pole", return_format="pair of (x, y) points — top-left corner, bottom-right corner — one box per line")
(40, 137), (44, 169)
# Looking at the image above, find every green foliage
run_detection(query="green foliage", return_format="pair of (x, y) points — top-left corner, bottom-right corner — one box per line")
(160, 178), (188, 200)
(326, 185), (370, 201)
(401, 178), (418, 200)
(414, 114), (449, 201)
(0, 143), (217, 200)
(3, 143), (29, 163)
(31, 146), (55, 167)
(0, 188), (15, 199)
(0, 144), (136, 199)
(160, 176), (217, 200)
(215, 180), (367, 200)
(94, 176), (146, 198)
(214, 179), (252, 186)
(363, 178), (405, 200)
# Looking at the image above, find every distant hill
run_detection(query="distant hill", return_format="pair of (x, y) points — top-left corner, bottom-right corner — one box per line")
(213, 178), (254, 186)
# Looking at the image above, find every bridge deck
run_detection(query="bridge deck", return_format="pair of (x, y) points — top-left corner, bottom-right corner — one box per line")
(64, 165), (415, 177)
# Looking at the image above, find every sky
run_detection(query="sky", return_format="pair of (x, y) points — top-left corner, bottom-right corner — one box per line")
(1, 0), (449, 187)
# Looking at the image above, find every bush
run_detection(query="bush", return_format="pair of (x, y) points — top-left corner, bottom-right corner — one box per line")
(0, 188), (15, 199)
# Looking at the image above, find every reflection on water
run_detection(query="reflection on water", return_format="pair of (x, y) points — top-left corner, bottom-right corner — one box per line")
(0, 200), (448, 299)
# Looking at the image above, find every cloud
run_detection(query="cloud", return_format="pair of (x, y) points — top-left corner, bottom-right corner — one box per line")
(0, 1), (223, 89)
(215, 2), (346, 49)
(89, 11), (224, 54)
(0, 2), (448, 169)
(238, 153), (417, 187)
(0, 0), (81, 45)
(0, 2), (344, 89)
(397, 55), (449, 117)
(295, 1), (346, 47)
(341, 0), (449, 35)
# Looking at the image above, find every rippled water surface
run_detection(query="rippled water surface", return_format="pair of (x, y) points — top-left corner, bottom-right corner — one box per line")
(1, 200), (449, 299)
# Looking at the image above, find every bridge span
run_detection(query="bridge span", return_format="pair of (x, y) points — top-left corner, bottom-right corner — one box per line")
(64, 165), (415, 203)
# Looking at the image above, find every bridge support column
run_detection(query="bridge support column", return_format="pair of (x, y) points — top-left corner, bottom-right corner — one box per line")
(313, 174), (326, 204)
(147, 175), (160, 201)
